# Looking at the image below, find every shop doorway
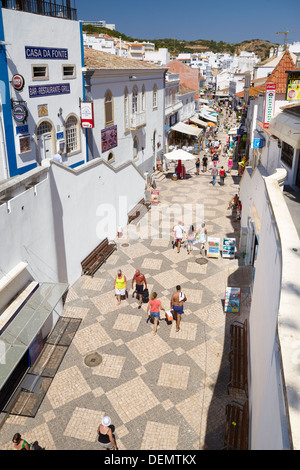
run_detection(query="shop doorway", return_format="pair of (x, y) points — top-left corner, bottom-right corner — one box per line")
(37, 121), (53, 163)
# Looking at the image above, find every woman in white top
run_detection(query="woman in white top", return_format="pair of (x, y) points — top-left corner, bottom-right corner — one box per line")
(199, 223), (207, 255)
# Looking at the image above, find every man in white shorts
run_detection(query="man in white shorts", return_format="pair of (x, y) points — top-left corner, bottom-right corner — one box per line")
(173, 221), (185, 253)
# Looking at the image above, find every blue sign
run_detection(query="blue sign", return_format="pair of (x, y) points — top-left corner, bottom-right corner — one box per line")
(29, 83), (70, 98)
(16, 125), (29, 135)
(253, 138), (264, 149)
(25, 46), (68, 60)
(56, 132), (64, 140)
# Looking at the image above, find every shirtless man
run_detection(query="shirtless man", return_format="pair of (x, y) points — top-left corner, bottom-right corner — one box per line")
(132, 269), (147, 309)
(170, 285), (187, 332)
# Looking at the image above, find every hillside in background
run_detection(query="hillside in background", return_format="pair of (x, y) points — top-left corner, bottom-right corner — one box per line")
(82, 25), (279, 60)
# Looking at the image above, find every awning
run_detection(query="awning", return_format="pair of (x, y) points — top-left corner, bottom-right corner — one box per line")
(199, 111), (218, 123)
(199, 98), (209, 104)
(0, 282), (68, 391)
(268, 112), (300, 149)
(171, 122), (202, 137)
(201, 105), (216, 114)
(189, 115), (208, 128)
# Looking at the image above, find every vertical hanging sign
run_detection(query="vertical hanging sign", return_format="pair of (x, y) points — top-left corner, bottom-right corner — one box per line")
(80, 101), (94, 128)
(263, 83), (276, 129)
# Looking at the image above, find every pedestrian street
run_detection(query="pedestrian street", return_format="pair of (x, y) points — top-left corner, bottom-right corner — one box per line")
(0, 123), (252, 451)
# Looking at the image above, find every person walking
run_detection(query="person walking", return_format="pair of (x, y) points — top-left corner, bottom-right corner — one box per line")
(173, 221), (185, 253)
(187, 225), (197, 254)
(211, 164), (218, 186)
(219, 166), (226, 185)
(131, 269), (147, 309)
(195, 157), (200, 175)
(170, 285), (187, 332)
(114, 270), (127, 306)
(97, 416), (118, 450)
(12, 433), (30, 450)
(202, 154), (208, 172)
(199, 223), (207, 255)
(227, 156), (233, 174)
(147, 292), (165, 336)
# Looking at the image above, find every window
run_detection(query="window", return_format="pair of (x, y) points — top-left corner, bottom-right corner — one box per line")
(62, 65), (76, 79)
(133, 136), (139, 160)
(32, 65), (48, 80)
(153, 85), (158, 109)
(141, 85), (146, 111)
(281, 141), (294, 168)
(104, 90), (113, 126)
(124, 87), (129, 130)
(65, 115), (79, 154)
(37, 121), (52, 136)
(132, 86), (138, 114)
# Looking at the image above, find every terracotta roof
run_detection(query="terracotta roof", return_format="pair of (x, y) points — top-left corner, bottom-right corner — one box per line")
(256, 50), (299, 94)
(84, 47), (165, 70)
(235, 86), (263, 98)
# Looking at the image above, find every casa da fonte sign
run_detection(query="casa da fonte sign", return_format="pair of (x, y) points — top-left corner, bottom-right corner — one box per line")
(25, 46), (68, 60)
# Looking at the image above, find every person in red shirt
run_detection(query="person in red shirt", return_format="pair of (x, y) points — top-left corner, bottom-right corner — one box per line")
(147, 292), (165, 336)
(131, 269), (147, 309)
(219, 166), (226, 185)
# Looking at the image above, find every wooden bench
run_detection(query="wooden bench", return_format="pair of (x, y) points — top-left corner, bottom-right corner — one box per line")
(222, 400), (248, 450)
(228, 319), (248, 395)
(128, 198), (151, 224)
(81, 238), (117, 277)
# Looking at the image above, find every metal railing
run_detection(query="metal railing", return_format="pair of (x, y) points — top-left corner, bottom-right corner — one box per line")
(1, 0), (77, 21)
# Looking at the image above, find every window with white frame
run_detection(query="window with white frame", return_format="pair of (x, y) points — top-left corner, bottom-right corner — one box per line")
(62, 64), (76, 79)
(153, 85), (158, 109)
(65, 115), (79, 154)
(132, 86), (138, 114)
(105, 90), (113, 126)
(141, 85), (146, 111)
(32, 65), (49, 80)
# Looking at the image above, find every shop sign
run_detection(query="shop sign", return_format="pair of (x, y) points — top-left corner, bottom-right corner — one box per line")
(285, 71), (300, 101)
(12, 74), (25, 91)
(263, 83), (276, 129)
(253, 138), (264, 148)
(12, 103), (27, 124)
(25, 46), (68, 60)
(80, 101), (94, 128)
(29, 83), (70, 98)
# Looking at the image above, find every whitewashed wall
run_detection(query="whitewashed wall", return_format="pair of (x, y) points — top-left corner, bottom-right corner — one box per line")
(240, 167), (291, 449)
(86, 68), (166, 174)
(2, 9), (86, 170)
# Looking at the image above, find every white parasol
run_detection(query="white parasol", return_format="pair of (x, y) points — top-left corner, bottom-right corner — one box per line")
(164, 149), (196, 161)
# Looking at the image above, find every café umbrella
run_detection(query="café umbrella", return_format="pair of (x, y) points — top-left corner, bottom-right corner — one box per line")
(207, 122), (217, 127)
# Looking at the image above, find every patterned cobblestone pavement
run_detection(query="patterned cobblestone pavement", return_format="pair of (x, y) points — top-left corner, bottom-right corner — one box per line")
(0, 127), (251, 451)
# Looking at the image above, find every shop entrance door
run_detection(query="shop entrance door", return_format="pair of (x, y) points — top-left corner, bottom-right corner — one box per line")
(37, 121), (52, 163)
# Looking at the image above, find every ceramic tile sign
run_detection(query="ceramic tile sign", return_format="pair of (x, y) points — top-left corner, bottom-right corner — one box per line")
(207, 237), (220, 258)
(222, 237), (236, 259)
(224, 287), (241, 313)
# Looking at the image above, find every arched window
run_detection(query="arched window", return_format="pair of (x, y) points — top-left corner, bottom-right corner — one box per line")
(132, 86), (138, 114)
(133, 136), (139, 160)
(141, 85), (146, 111)
(124, 87), (129, 130)
(105, 90), (113, 126)
(65, 115), (79, 154)
(153, 84), (158, 109)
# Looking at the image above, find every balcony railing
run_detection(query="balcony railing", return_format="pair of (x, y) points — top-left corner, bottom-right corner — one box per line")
(2, 0), (77, 21)
(130, 111), (146, 130)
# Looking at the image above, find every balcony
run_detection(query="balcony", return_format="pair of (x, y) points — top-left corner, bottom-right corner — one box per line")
(2, 0), (77, 21)
(130, 111), (146, 130)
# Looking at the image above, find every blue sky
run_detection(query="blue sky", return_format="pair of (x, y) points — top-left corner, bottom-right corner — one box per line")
(76, 0), (300, 44)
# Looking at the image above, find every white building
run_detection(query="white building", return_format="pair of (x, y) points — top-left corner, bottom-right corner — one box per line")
(83, 33), (115, 55)
(79, 20), (115, 30)
(0, 2), (87, 180)
(83, 47), (166, 173)
(144, 48), (170, 66)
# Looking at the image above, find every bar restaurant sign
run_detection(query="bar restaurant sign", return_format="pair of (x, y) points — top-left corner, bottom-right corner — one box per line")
(286, 71), (300, 101)
(263, 83), (276, 129)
